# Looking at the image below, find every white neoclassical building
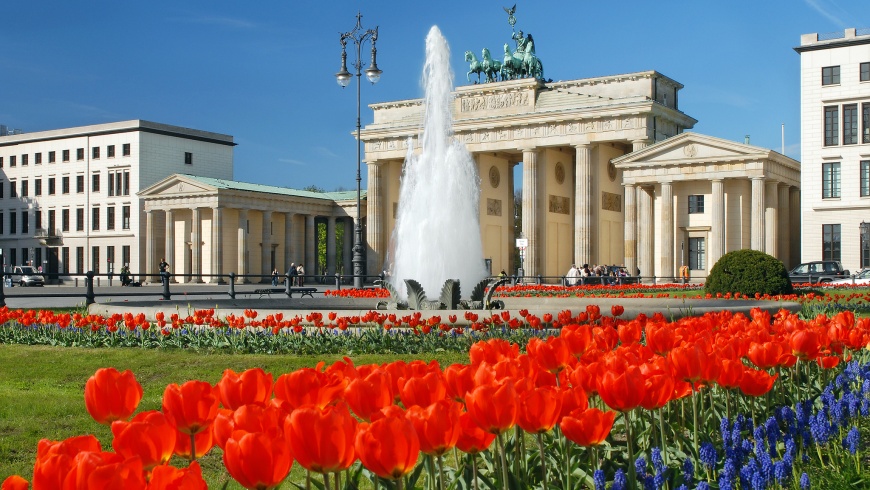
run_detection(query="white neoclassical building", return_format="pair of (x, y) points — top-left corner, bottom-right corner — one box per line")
(796, 28), (870, 272)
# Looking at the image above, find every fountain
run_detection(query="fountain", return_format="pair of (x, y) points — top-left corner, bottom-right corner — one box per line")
(385, 26), (489, 302)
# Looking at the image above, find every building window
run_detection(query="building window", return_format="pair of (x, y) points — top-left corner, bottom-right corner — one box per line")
(10, 181), (17, 198)
(92, 147), (100, 159)
(92, 207), (100, 231)
(62, 176), (70, 194)
(48, 209), (55, 233)
(863, 161), (870, 197)
(62, 150), (69, 162)
(688, 195), (704, 214)
(20, 180), (27, 197)
(10, 212), (16, 235)
(861, 62), (870, 82)
(109, 169), (130, 196)
(92, 174), (100, 192)
(122, 143), (131, 156)
(825, 106), (839, 146)
(822, 224), (841, 261)
(0, 212), (4, 235)
(76, 208), (84, 231)
(76, 175), (84, 193)
(62, 247), (69, 274)
(0, 183), (4, 198)
(107, 246), (115, 271)
(92, 246), (100, 274)
(122, 205), (130, 230)
(9, 249), (15, 266)
(21, 154), (28, 166)
(9, 155), (16, 167)
(862, 222), (870, 268)
(76, 148), (84, 161)
(34, 179), (41, 196)
(822, 65), (840, 85)
(863, 103), (870, 144)
(107, 145), (115, 158)
(823, 162), (841, 198)
(0, 157), (3, 167)
(61, 209), (69, 232)
(184, 152), (193, 165)
(688, 237), (706, 270)
(122, 245), (130, 267)
(844, 104), (859, 145)
(34, 153), (41, 165)
(48, 151), (55, 163)
(76, 247), (84, 274)
(48, 178), (55, 195)
(21, 211), (28, 234)
(106, 206), (115, 231)
(35, 210), (41, 230)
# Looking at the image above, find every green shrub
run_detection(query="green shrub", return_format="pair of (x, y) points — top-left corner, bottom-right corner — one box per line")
(705, 249), (793, 297)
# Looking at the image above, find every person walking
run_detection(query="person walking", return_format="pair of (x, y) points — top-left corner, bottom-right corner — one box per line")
(271, 268), (279, 287)
(287, 263), (297, 287)
(158, 258), (169, 286)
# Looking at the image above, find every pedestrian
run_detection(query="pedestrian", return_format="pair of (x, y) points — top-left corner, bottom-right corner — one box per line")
(297, 263), (305, 286)
(565, 264), (580, 286)
(158, 257), (169, 286)
(271, 268), (279, 287)
(287, 263), (297, 287)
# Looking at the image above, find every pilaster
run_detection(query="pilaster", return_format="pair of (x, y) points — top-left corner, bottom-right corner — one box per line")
(366, 162), (383, 276)
(237, 208), (248, 283)
(145, 210), (155, 284)
(710, 179), (725, 267)
(751, 177), (765, 252)
(660, 181), (674, 281)
(521, 148), (539, 276)
(765, 181), (778, 257)
(638, 186), (653, 279)
(165, 209), (175, 282)
(191, 207), (202, 283)
(262, 210), (273, 281)
(574, 144), (592, 266)
(623, 183), (637, 276)
(211, 207), (223, 284)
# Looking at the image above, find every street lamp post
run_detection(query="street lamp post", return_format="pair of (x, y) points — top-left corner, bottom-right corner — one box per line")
(336, 12), (382, 289)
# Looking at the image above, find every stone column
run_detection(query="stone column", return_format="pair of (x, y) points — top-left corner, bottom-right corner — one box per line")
(237, 208), (248, 283)
(778, 184), (790, 264)
(343, 218), (353, 276)
(790, 187), (801, 268)
(521, 148), (539, 277)
(164, 209), (175, 281)
(190, 207), (202, 283)
(638, 186), (653, 279)
(751, 177), (765, 252)
(262, 210), (273, 281)
(283, 213), (295, 272)
(765, 181), (778, 257)
(623, 183), (637, 277)
(710, 179), (725, 267)
(145, 210), (155, 284)
(366, 162), (383, 277)
(574, 144), (592, 266)
(211, 207), (223, 284)
(632, 139), (652, 152)
(660, 181), (674, 281)
(305, 215), (316, 277)
(326, 216), (337, 275)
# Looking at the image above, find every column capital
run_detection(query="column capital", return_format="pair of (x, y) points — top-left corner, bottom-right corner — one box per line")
(572, 142), (592, 150)
(622, 182), (636, 190)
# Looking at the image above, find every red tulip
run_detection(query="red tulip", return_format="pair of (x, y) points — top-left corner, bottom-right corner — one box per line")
(738, 368), (778, 397)
(748, 341), (789, 370)
(558, 386), (589, 421)
(561, 324), (594, 357)
(1, 476), (28, 490)
(444, 363), (477, 402)
(217, 368), (274, 410)
(791, 329), (821, 361)
(527, 336), (572, 374)
(617, 321), (642, 345)
(162, 380), (220, 436)
(273, 367), (346, 410)
(148, 461), (208, 490)
(455, 411), (496, 454)
(639, 373), (675, 410)
(344, 368), (394, 421)
(32, 435), (102, 489)
(668, 344), (705, 385)
(596, 365), (645, 412)
(406, 399), (462, 456)
(286, 402), (358, 474)
(173, 424), (215, 460)
(645, 323), (677, 355)
(355, 412), (420, 480)
(84, 367), (143, 425)
(400, 371), (447, 408)
(560, 408), (616, 447)
(110, 410), (176, 471)
(223, 429), (294, 490)
(62, 451), (146, 490)
(517, 386), (562, 433)
(611, 305), (625, 317)
(465, 379), (519, 434)
(716, 358), (745, 389)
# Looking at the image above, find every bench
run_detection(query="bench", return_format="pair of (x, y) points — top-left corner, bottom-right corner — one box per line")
(251, 288), (317, 298)
(289, 287), (317, 298)
(253, 288), (285, 298)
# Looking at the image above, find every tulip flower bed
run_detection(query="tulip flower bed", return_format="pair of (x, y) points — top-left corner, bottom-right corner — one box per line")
(4, 306), (870, 489)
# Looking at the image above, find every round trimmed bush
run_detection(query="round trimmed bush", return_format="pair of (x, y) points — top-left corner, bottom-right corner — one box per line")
(705, 249), (793, 297)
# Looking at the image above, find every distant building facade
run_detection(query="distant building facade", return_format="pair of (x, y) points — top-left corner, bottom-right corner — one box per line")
(796, 28), (870, 271)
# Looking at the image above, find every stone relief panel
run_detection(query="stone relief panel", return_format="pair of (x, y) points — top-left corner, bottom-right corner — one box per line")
(459, 92), (530, 113)
(486, 198), (502, 217)
(601, 191), (622, 212)
(548, 195), (571, 215)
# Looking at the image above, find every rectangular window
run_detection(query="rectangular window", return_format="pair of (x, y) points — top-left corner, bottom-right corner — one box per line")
(864, 103), (870, 144)
(62, 247), (69, 274)
(107, 145), (115, 158)
(35, 210), (41, 230)
(76, 247), (84, 274)
(61, 209), (69, 232)
(822, 65), (841, 85)
(862, 161), (870, 197)
(62, 176), (69, 194)
(21, 211), (28, 234)
(106, 206), (115, 230)
(62, 150), (69, 162)
(863, 222), (870, 268)
(122, 205), (130, 230)
(92, 246), (100, 273)
(688, 237), (706, 270)
(688, 195), (705, 214)
(21, 248), (28, 266)
(76, 175), (84, 193)
(823, 224), (842, 261)
(124, 170), (130, 195)
(92, 147), (100, 159)
(825, 106), (840, 146)
(0, 212), (4, 235)
(122, 245), (130, 268)
(184, 152), (193, 165)
(92, 207), (100, 231)
(107, 246), (115, 270)
(108, 172), (114, 196)
(122, 143), (131, 156)
(48, 151), (55, 163)
(76, 148), (84, 161)
(9, 155), (15, 167)
(92, 174), (100, 192)
(10, 182), (17, 198)
(861, 62), (870, 82)
(34, 179), (41, 196)
(34, 153), (41, 165)
(0, 182), (3, 198)
(0, 156), (3, 167)
(20, 180), (27, 197)
(10, 212), (16, 235)
(21, 154), (28, 166)
(10, 249), (15, 267)
(48, 178), (55, 195)
(844, 104), (859, 145)
(823, 162), (841, 198)
(116, 172), (122, 196)
(48, 210), (55, 233)
(76, 208), (84, 231)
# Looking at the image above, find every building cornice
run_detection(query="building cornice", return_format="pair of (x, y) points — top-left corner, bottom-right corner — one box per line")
(0, 120), (236, 148)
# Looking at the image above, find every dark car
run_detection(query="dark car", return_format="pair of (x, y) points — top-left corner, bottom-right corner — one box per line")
(788, 261), (850, 284)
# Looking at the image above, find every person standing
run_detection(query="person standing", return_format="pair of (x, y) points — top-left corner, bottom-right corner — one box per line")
(287, 263), (297, 287)
(296, 263), (305, 287)
(271, 268), (279, 287)
(565, 264), (580, 286)
(158, 258), (169, 286)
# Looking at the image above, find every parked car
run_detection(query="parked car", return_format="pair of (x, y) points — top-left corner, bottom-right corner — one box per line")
(831, 268), (870, 286)
(10, 266), (45, 287)
(788, 261), (850, 284)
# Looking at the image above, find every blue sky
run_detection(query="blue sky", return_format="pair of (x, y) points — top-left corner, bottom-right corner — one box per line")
(1, 1), (868, 191)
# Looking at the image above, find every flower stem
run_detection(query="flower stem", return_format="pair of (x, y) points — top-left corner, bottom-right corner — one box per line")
(189, 432), (197, 462)
(497, 432), (510, 490)
(536, 432), (548, 485)
(472, 453), (479, 490)
(437, 454), (445, 490)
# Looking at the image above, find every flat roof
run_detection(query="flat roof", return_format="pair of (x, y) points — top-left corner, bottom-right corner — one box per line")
(0, 120), (236, 147)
